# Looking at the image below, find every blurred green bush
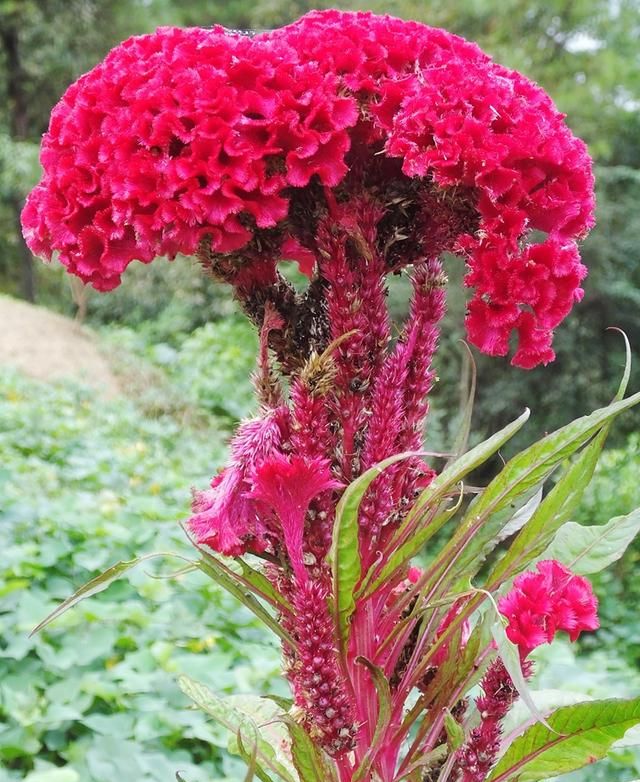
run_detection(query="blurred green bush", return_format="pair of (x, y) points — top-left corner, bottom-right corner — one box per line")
(85, 257), (238, 344)
(576, 434), (640, 666)
(0, 369), (281, 782)
(101, 316), (258, 426)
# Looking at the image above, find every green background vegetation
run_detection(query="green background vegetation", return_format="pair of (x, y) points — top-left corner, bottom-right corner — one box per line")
(1, 1), (639, 780)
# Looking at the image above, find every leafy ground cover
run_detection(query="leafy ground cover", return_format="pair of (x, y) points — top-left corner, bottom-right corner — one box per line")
(0, 368), (281, 782)
(101, 318), (258, 426)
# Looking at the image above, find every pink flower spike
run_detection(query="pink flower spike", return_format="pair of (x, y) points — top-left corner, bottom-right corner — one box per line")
(498, 560), (599, 657)
(432, 601), (471, 666)
(187, 408), (289, 557)
(249, 454), (342, 582)
(188, 469), (264, 557)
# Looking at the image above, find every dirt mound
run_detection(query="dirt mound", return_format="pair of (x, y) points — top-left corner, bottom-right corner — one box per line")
(0, 295), (120, 396)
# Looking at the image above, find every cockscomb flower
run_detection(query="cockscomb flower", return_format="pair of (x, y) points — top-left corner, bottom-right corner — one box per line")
(23, 10), (594, 367)
(498, 559), (599, 657)
(22, 10), (602, 771)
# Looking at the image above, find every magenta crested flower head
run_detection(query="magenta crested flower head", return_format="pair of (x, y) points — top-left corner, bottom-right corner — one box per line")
(498, 560), (600, 657)
(22, 10), (594, 368)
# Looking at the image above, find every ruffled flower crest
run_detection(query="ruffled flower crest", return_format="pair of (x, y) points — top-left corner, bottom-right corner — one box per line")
(187, 407), (289, 556)
(22, 10), (594, 368)
(498, 559), (599, 656)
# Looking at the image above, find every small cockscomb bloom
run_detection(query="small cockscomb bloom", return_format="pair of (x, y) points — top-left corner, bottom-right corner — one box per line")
(456, 560), (597, 781)
(23, 10), (594, 367)
(498, 560), (599, 657)
(249, 452), (343, 582)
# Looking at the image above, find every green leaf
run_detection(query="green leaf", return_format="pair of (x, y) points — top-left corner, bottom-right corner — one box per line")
(239, 559), (294, 614)
(282, 717), (337, 782)
(487, 430), (607, 588)
(197, 559), (296, 650)
(360, 410), (530, 599)
(494, 488), (543, 545)
(262, 694), (294, 712)
(487, 697), (640, 782)
(183, 525), (294, 615)
(358, 488), (463, 601)
(487, 332), (631, 587)
(490, 614), (552, 734)
(227, 696), (297, 782)
(502, 690), (594, 744)
(444, 710), (465, 750)
(610, 328), (632, 403)
(329, 450), (420, 650)
(446, 343), (476, 467)
(444, 387), (640, 586)
(403, 409), (531, 536)
(237, 722), (260, 782)
(177, 675), (296, 782)
(542, 508), (640, 575)
(352, 656), (392, 782)
(30, 552), (187, 635)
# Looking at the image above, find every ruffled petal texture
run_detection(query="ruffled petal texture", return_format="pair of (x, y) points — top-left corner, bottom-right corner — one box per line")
(23, 10), (595, 368)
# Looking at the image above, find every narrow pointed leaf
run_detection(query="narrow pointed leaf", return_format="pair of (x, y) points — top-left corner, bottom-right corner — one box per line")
(398, 409), (531, 539)
(610, 328), (632, 403)
(183, 525), (293, 614)
(262, 694), (294, 711)
(237, 724), (260, 782)
(360, 487), (463, 600)
(487, 429), (607, 588)
(444, 388), (640, 584)
(31, 552), (188, 635)
(329, 450), (421, 649)
(502, 690), (594, 748)
(238, 558), (295, 614)
(197, 560), (296, 650)
(488, 343), (635, 587)
(228, 695), (297, 781)
(178, 675), (296, 782)
(487, 697), (640, 782)
(494, 488), (543, 545)
(446, 344), (476, 467)
(542, 508), (640, 575)
(352, 657), (392, 782)
(361, 410), (530, 599)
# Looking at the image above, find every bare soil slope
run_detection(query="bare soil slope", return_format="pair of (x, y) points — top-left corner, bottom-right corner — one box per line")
(0, 295), (120, 395)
